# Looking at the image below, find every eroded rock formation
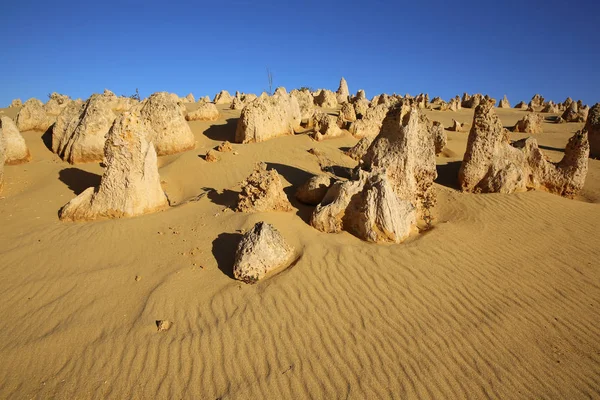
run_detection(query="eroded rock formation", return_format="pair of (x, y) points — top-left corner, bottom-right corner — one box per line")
(59, 111), (169, 221)
(233, 222), (294, 283)
(459, 101), (589, 197)
(237, 162), (293, 212)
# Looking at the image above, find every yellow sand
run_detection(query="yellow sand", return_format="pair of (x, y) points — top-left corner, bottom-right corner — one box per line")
(0, 103), (599, 399)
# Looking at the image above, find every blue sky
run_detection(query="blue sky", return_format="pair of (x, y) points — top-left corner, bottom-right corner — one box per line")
(1, 0), (598, 106)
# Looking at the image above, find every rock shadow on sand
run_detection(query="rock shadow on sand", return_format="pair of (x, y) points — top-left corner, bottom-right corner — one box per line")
(212, 232), (243, 279)
(203, 187), (240, 209)
(41, 125), (54, 152)
(435, 161), (462, 190)
(59, 168), (101, 195)
(203, 118), (238, 142)
(266, 162), (318, 223)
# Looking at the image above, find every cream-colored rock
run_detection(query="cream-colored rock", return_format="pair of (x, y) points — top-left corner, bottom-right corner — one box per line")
(234, 93), (301, 143)
(43, 98), (64, 116)
(274, 87), (287, 96)
(311, 111), (344, 141)
(295, 174), (332, 205)
(54, 93), (118, 163)
(541, 102), (559, 113)
(352, 98), (370, 117)
(362, 106), (437, 216)
(52, 101), (84, 155)
(186, 102), (219, 121)
(336, 77), (350, 104)
(450, 119), (464, 132)
(561, 103), (588, 122)
(585, 103), (600, 158)
(462, 93), (482, 108)
(59, 111), (168, 221)
(430, 121), (446, 155)
(348, 103), (389, 139)
(459, 102), (589, 197)
(199, 96), (211, 103)
(9, 99), (22, 108)
(345, 137), (372, 161)
(498, 95), (510, 108)
(185, 93), (195, 103)
(448, 96), (461, 112)
(340, 102), (357, 122)
(233, 222), (294, 283)
(213, 90), (233, 104)
(513, 113), (544, 134)
(311, 171), (416, 243)
(205, 149), (219, 162)
(139, 92), (195, 156)
(530, 94), (545, 108)
(237, 162), (293, 212)
(230, 97), (245, 110)
(0, 116), (30, 164)
(15, 98), (55, 132)
(290, 89), (315, 120)
(314, 89), (338, 108)
(217, 141), (233, 152)
(515, 101), (528, 110)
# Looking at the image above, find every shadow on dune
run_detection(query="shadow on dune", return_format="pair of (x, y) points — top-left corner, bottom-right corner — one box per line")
(539, 144), (565, 153)
(59, 168), (101, 195)
(435, 161), (462, 190)
(203, 118), (238, 141)
(41, 125), (54, 152)
(266, 162), (317, 223)
(212, 232), (242, 279)
(203, 187), (240, 209)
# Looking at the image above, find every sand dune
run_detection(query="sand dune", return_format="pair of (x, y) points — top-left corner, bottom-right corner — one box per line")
(0, 103), (599, 398)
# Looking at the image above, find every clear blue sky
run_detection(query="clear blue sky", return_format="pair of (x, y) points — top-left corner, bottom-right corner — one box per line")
(1, 0), (598, 106)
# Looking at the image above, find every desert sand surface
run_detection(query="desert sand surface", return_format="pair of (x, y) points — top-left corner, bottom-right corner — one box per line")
(0, 100), (599, 399)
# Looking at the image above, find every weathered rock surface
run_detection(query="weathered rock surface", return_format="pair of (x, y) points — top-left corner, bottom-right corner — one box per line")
(541, 102), (559, 113)
(59, 111), (169, 221)
(235, 93), (301, 143)
(15, 99), (55, 132)
(311, 111), (344, 141)
(530, 94), (545, 108)
(311, 171), (416, 243)
(216, 141), (233, 152)
(431, 121), (446, 155)
(139, 92), (195, 156)
(290, 89), (315, 121)
(205, 149), (218, 162)
(0, 116), (30, 164)
(448, 96), (461, 112)
(513, 113), (544, 134)
(515, 101), (528, 110)
(311, 105), (437, 243)
(459, 102), (589, 197)
(237, 163), (293, 212)
(561, 103), (589, 122)
(340, 102), (357, 122)
(585, 103), (600, 158)
(9, 99), (22, 108)
(498, 95), (510, 108)
(186, 102), (219, 121)
(336, 77), (350, 104)
(295, 174), (332, 205)
(362, 106), (438, 216)
(233, 222), (294, 283)
(345, 137), (372, 161)
(348, 103), (390, 138)
(450, 119), (464, 132)
(53, 93), (117, 163)
(213, 90), (233, 104)
(314, 90), (338, 108)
